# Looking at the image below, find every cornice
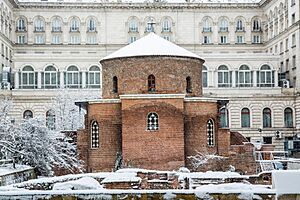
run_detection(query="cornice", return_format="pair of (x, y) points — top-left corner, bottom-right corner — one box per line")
(16, 2), (261, 10)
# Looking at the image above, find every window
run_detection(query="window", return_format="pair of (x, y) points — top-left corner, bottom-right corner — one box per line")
(218, 65), (231, 87)
(146, 18), (155, 33)
(17, 35), (25, 44)
(219, 18), (228, 32)
(292, 55), (296, 69)
(207, 119), (215, 147)
(35, 35), (45, 44)
(34, 17), (44, 32)
(186, 76), (192, 93)
(220, 108), (228, 128)
(87, 66), (100, 88)
(43, 65), (58, 89)
(129, 19), (138, 32)
(52, 35), (61, 44)
(220, 36), (227, 44)
(252, 19), (261, 31)
(113, 76), (118, 93)
(203, 36), (211, 44)
(252, 35), (260, 43)
(291, 13), (295, 24)
(129, 36), (137, 43)
(52, 18), (62, 32)
(280, 41), (283, 52)
(162, 19), (171, 32)
(91, 121), (99, 148)
(65, 65), (81, 88)
(236, 35), (244, 44)
(87, 18), (96, 32)
(23, 110), (33, 119)
(87, 35), (97, 44)
(284, 107), (293, 128)
(20, 66), (36, 89)
(203, 18), (212, 32)
(70, 18), (79, 32)
(237, 65), (252, 87)
(147, 112), (159, 131)
(163, 35), (171, 41)
(70, 35), (80, 44)
(263, 137), (272, 144)
(263, 108), (272, 128)
(202, 66), (208, 87)
(285, 38), (289, 51)
(16, 18), (26, 31)
(241, 108), (250, 128)
(258, 65), (274, 87)
(148, 74), (156, 92)
(292, 34), (296, 47)
(236, 19), (244, 31)
(46, 110), (55, 130)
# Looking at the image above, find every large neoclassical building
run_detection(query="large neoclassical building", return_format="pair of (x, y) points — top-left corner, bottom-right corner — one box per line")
(0, 0), (299, 151)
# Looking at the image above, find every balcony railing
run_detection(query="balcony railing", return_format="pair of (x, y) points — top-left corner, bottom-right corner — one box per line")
(70, 27), (80, 32)
(34, 27), (45, 32)
(219, 27), (228, 32)
(87, 27), (97, 33)
(162, 27), (171, 33)
(128, 27), (138, 33)
(16, 27), (26, 32)
(202, 27), (212, 33)
(252, 27), (262, 32)
(52, 27), (62, 32)
(236, 27), (245, 32)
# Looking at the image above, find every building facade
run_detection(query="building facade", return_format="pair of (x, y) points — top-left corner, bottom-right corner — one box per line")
(0, 0), (300, 151)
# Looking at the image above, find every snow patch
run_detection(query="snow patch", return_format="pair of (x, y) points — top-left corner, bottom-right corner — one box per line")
(0, 164), (33, 176)
(101, 173), (141, 183)
(52, 177), (102, 190)
(272, 170), (300, 194)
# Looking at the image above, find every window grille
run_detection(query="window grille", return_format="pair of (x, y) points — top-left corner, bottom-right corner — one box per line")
(147, 113), (159, 131)
(207, 119), (214, 147)
(91, 121), (99, 148)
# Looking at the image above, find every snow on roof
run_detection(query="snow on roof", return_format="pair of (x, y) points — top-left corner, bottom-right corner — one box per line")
(178, 171), (244, 181)
(101, 33), (202, 62)
(272, 170), (300, 194)
(52, 177), (103, 190)
(101, 172), (141, 184)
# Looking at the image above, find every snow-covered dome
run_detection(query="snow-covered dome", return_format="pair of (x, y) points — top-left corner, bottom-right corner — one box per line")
(101, 33), (202, 61)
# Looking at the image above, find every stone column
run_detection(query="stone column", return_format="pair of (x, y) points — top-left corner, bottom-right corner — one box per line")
(253, 70), (257, 87)
(82, 71), (86, 88)
(37, 71), (41, 89)
(15, 72), (19, 89)
(60, 71), (64, 88)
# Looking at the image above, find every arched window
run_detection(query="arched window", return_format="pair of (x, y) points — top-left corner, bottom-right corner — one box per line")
(113, 76), (118, 93)
(241, 108), (250, 128)
(65, 65), (80, 88)
(207, 119), (215, 147)
(23, 110), (33, 119)
(52, 17), (62, 32)
(16, 18), (26, 31)
(203, 18), (212, 32)
(237, 65), (252, 87)
(43, 65), (58, 89)
(87, 18), (96, 32)
(148, 74), (156, 92)
(70, 18), (79, 32)
(20, 66), (37, 89)
(146, 18), (155, 33)
(147, 112), (159, 131)
(236, 19), (244, 31)
(218, 65), (231, 87)
(219, 18), (228, 32)
(162, 19), (171, 32)
(202, 66), (208, 87)
(46, 110), (55, 130)
(87, 66), (100, 88)
(258, 65), (274, 87)
(263, 108), (272, 128)
(186, 76), (192, 93)
(252, 19), (261, 31)
(284, 107), (293, 128)
(91, 121), (99, 148)
(34, 17), (44, 32)
(220, 107), (228, 128)
(129, 18), (138, 32)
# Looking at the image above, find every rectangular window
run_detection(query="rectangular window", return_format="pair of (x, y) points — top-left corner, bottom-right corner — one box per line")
(292, 55), (296, 69)
(285, 38), (289, 51)
(163, 35), (170, 41)
(203, 36), (211, 44)
(70, 35), (80, 44)
(286, 59), (290, 71)
(220, 36), (227, 44)
(280, 42), (283, 53)
(263, 137), (272, 144)
(291, 13), (295, 24)
(252, 35), (260, 43)
(52, 35), (61, 44)
(87, 35), (97, 44)
(292, 34), (296, 47)
(35, 35), (45, 44)
(236, 36), (244, 44)
(17, 35), (25, 44)
(275, 45), (278, 53)
(129, 36), (137, 43)
(291, 0), (295, 6)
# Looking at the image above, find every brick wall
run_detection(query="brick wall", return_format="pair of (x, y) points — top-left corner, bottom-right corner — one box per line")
(100, 56), (203, 99)
(121, 98), (185, 170)
(81, 102), (122, 172)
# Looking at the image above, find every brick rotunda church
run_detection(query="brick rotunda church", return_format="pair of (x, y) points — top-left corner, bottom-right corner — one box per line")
(77, 33), (255, 173)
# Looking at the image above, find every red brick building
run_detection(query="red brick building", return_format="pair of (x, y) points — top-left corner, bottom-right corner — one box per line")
(77, 33), (254, 173)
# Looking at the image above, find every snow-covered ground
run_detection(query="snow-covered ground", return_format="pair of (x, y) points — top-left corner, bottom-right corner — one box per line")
(0, 164), (33, 176)
(0, 168), (299, 198)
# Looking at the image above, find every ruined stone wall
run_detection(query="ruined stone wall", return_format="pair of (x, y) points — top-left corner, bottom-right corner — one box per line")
(100, 56), (203, 98)
(121, 98), (185, 170)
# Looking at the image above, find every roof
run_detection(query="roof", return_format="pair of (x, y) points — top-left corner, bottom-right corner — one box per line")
(101, 33), (202, 62)
(17, 0), (261, 3)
